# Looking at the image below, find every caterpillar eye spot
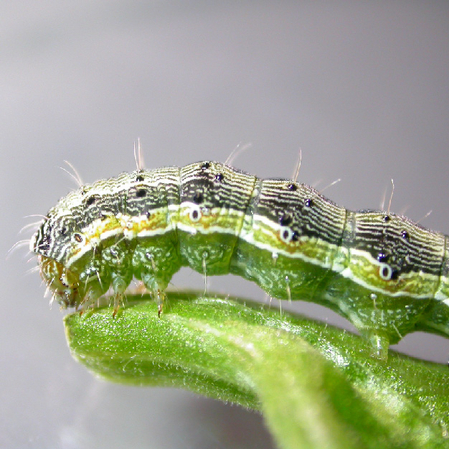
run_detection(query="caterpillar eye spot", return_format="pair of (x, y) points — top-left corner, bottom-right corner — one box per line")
(379, 263), (393, 281)
(135, 175), (145, 182)
(304, 198), (313, 207)
(136, 189), (147, 198)
(280, 227), (294, 243)
(190, 207), (201, 222)
(201, 162), (211, 170)
(214, 173), (224, 182)
(286, 183), (297, 191)
(401, 230), (410, 240)
(383, 215), (391, 222)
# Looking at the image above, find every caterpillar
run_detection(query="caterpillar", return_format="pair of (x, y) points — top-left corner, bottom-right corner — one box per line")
(30, 160), (449, 359)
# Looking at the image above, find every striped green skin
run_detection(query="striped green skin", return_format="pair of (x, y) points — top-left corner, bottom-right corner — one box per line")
(31, 161), (449, 358)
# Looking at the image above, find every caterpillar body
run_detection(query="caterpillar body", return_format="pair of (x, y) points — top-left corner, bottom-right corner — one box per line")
(30, 160), (449, 359)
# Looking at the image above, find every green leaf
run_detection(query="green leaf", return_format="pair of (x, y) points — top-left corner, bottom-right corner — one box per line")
(65, 292), (449, 449)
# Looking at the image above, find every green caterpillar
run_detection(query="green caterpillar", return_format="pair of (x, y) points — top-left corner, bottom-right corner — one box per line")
(30, 161), (449, 359)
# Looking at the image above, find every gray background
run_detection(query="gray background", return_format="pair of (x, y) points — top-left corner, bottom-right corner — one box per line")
(2, 2), (449, 448)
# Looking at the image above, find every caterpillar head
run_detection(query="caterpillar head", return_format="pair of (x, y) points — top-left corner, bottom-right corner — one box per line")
(30, 211), (80, 261)
(31, 212), (81, 307)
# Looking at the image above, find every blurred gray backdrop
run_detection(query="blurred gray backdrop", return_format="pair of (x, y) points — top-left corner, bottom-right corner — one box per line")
(2, 1), (449, 448)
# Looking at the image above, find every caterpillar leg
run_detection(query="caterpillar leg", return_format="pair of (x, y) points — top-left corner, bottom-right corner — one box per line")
(138, 270), (168, 317)
(322, 274), (432, 361)
(202, 251), (209, 296)
(153, 289), (166, 317)
(110, 273), (133, 318)
(361, 330), (390, 361)
(111, 292), (126, 318)
(78, 286), (104, 315)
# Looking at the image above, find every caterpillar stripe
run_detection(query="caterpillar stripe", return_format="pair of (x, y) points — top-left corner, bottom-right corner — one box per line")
(30, 160), (449, 359)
